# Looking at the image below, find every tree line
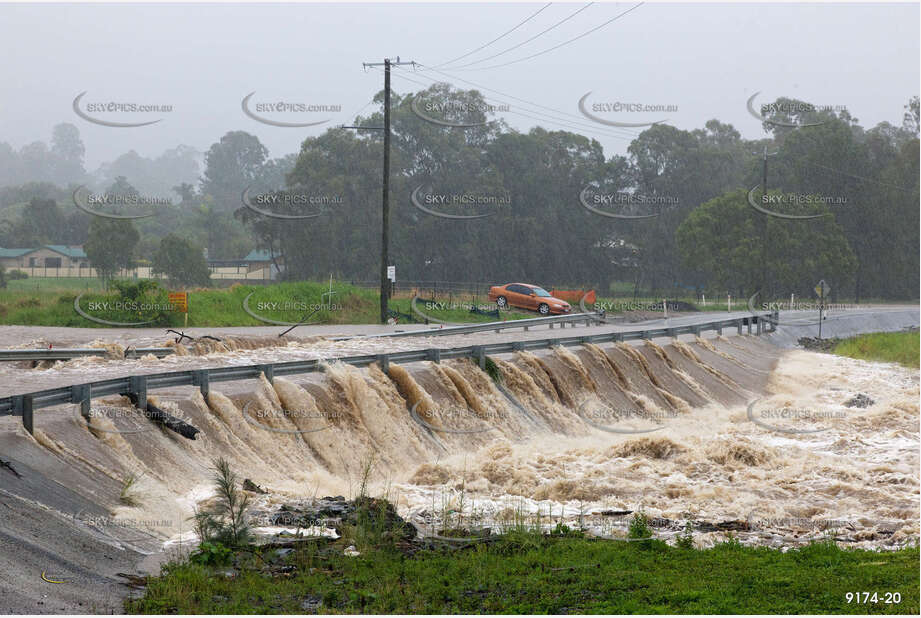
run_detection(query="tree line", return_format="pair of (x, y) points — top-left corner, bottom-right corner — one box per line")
(0, 89), (917, 300)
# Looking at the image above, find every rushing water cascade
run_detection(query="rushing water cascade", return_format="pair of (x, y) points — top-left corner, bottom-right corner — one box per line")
(4, 335), (918, 552)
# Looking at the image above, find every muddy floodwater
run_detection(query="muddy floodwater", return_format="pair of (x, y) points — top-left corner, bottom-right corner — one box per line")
(2, 332), (916, 566)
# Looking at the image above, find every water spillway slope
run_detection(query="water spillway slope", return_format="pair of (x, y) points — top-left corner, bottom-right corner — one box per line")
(1, 333), (917, 612)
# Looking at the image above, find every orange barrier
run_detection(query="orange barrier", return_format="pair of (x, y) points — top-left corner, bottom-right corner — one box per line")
(550, 289), (596, 305)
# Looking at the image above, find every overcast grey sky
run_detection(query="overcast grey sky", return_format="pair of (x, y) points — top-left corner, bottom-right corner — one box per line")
(0, 1), (917, 169)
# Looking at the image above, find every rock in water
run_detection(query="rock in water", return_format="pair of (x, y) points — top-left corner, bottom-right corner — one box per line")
(845, 393), (874, 408)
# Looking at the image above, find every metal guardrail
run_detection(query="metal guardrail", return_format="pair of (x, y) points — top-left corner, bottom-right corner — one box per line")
(0, 313), (776, 434)
(335, 311), (607, 340)
(0, 347), (174, 362)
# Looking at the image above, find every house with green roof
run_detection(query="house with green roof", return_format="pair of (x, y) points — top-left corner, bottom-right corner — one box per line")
(0, 245), (89, 270)
(207, 249), (283, 280)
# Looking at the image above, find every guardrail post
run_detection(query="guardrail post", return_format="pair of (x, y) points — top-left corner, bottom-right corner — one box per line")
(473, 346), (485, 369)
(772, 311), (779, 331)
(548, 323), (554, 329)
(737, 319), (743, 335)
(756, 316), (763, 335)
(747, 318), (752, 335)
(72, 384), (91, 420)
(129, 376), (147, 411)
(258, 365), (274, 383)
(693, 326), (701, 337)
(427, 348), (441, 363)
(716, 325), (722, 335)
(192, 371), (210, 397)
(666, 328), (676, 338)
(377, 354), (390, 373)
(641, 331), (650, 340)
(22, 395), (33, 435)
(613, 333), (623, 342)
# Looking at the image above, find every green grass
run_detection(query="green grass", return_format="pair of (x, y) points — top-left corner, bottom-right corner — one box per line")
(0, 280), (533, 327)
(127, 535), (919, 614)
(833, 331), (920, 368)
(4, 277), (105, 292)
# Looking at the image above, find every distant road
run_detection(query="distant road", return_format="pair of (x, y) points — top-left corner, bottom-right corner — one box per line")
(0, 305), (916, 399)
(1, 304), (917, 349)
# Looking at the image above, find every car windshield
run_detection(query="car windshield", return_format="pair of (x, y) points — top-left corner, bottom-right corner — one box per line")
(531, 287), (552, 297)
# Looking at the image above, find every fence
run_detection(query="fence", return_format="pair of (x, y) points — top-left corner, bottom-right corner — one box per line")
(0, 313), (776, 435)
(8, 265), (274, 281)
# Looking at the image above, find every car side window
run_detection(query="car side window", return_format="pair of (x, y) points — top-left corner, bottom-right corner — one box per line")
(510, 285), (527, 295)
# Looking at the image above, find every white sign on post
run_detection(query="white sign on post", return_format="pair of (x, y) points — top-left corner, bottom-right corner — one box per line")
(387, 266), (396, 282)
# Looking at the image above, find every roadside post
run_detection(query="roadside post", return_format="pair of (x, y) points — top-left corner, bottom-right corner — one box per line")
(814, 279), (830, 339)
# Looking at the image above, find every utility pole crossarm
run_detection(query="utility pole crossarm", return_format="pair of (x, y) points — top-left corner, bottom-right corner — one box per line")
(363, 59), (418, 69)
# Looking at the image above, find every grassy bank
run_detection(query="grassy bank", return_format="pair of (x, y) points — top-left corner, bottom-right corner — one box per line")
(0, 280), (532, 328)
(833, 331), (920, 368)
(128, 533), (919, 614)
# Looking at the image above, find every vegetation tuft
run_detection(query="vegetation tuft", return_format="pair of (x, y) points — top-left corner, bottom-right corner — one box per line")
(833, 331), (920, 368)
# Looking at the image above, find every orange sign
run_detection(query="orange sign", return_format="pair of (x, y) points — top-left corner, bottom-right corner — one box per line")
(550, 289), (596, 305)
(168, 292), (188, 313)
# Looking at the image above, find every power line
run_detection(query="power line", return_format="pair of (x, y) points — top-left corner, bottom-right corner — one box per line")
(458, 2), (645, 71)
(409, 63), (641, 139)
(435, 2), (554, 69)
(801, 160), (916, 193)
(392, 66), (635, 141)
(444, 3), (594, 70)
(385, 65), (636, 143)
(344, 95), (378, 125)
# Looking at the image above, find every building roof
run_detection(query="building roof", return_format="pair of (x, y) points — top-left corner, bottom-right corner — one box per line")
(44, 245), (87, 258)
(243, 250), (281, 262)
(0, 245), (88, 259)
(0, 248), (33, 258)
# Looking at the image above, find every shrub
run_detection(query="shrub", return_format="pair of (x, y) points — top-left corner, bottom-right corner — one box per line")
(190, 541), (233, 566)
(190, 458), (253, 548)
(628, 511), (652, 540)
(675, 521), (694, 549)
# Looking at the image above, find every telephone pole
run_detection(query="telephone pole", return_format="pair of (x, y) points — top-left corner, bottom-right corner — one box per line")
(361, 56), (416, 323)
(758, 146), (778, 296)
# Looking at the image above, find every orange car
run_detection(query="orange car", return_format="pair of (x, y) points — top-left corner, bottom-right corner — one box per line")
(487, 283), (572, 315)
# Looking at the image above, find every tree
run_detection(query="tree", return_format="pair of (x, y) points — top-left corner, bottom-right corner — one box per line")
(13, 197), (64, 246)
(903, 96), (919, 136)
(201, 131), (268, 215)
(676, 189), (857, 298)
(152, 234), (211, 287)
(50, 123), (86, 185)
(84, 217), (139, 286)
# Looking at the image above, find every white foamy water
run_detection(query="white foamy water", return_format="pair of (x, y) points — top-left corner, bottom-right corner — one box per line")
(6, 336), (917, 552)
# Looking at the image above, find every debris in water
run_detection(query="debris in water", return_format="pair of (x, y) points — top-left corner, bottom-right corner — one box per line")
(1, 458), (22, 478)
(844, 393), (874, 408)
(243, 479), (268, 494)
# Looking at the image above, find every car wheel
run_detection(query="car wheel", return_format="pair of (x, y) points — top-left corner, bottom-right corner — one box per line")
(538, 303), (550, 315)
(496, 296), (508, 309)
